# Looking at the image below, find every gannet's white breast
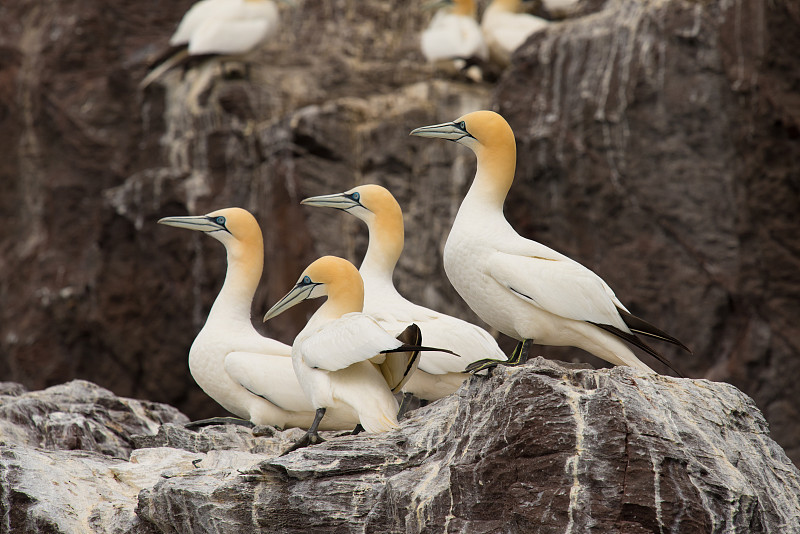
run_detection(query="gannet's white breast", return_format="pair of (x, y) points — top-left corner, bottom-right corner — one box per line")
(443, 199), (631, 346)
(190, 300), (359, 431)
(481, 8), (548, 62)
(421, 11), (489, 62)
(291, 312), (402, 433)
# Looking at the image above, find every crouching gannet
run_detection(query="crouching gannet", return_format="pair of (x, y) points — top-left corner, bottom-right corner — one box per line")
(264, 256), (456, 452)
(420, 0), (488, 80)
(410, 111), (691, 374)
(301, 184), (506, 400)
(481, 0), (549, 67)
(158, 208), (359, 431)
(140, 0), (285, 90)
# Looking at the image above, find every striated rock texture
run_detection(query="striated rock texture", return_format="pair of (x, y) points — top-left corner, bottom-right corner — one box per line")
(0, 380), (190, 533)
(3, 365), (800, 533)
(0, 0), (799, 467)
(495, 0), (800, 462)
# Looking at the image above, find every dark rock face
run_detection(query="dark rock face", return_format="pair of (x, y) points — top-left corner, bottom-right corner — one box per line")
(495, 0), (800, 462)
(0, 0), (799, 469)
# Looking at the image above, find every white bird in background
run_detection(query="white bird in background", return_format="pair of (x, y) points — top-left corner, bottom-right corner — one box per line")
(420, 0), (488, 80)
(264, 256), (456, 453)
(140, 0), (284, 90)
(301, 184), (507, 400)
(481, 0), (549, 67)
(410, 110), (691, 374)
(158, 208), (359, 431)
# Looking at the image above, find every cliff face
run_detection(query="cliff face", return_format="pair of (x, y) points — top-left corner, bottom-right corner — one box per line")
(0, 0), (799, 466)
(2, 362), (799, 533)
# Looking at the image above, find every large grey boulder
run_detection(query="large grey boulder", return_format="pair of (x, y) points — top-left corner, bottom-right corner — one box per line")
(2, 365), (799, 532)
(136, 360), (800, 533)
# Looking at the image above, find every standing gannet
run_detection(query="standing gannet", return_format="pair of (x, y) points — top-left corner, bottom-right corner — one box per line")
(264, 256), (453, 451)
(420, 0), (488, 80)
(158, 208), (359, 430)
(481, 0), (549, 67)
(140, 0), (284, 90)
(410, 111), (691, 374)
(301, 184), (507, 400)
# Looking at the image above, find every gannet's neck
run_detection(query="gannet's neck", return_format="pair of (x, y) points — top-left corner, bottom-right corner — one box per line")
(208, 237), (264, 324)
(463, 138), (517, 213)
(453, 0), (477, 17)
(360, 209), (404, 287)
(316, 272), (365, 322)
(487, 0), (522, 14)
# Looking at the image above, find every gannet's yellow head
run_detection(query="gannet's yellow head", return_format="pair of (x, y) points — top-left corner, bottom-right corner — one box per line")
(411, 111), (518, 202)
(409, 110), (515, 157)
(158, 207), (263, 252)
(301, 184), (402, 227)
(263, 256), (364, 321)
(424, 0), (476, 17)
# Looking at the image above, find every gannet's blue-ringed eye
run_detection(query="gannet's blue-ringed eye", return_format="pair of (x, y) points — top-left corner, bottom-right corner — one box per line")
(458, 121), (467, 131)
(302, 276), (312, 285)
(348, 192), (360, 202)
(215, 216), (226, 226)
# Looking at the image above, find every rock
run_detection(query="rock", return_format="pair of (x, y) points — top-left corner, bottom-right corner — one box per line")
(0, 379), (188, 458)
(1, 0), (799, 469)
(1, 367), (798, 532)
(0, 380), (190, 533)
(493, 0), (800, 463)
(134, 359), (800, 533)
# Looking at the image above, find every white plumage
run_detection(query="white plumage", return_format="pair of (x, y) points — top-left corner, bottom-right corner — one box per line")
(410, 111), (690, 374)
(482, 0), (549, 66)
(140, 0), (281, 90)
(420, 0), (488, 63)
(301, 184), (506, 399)
(158, 208), (359, 430)
(264, 256), (421, 437)
(169, 0), (279, 55)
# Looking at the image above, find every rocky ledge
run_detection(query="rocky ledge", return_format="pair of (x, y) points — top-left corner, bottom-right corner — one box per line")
(1, 360), (799, 533)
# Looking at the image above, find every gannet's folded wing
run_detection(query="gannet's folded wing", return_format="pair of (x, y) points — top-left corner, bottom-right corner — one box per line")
(487, 251), (629, 330)
(224, 351), (312, 413)
(300, 313), (402, 372)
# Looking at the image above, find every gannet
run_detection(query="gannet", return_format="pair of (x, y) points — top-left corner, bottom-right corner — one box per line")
(264, 256), (453, 451)
(481, 0), (549, 66)
(420, 0), (488, 80)
(140, 0), (283, 90)
(158, 208), (359, 430)
(410, 111), (691, 374)
(301, 184), (507, 400)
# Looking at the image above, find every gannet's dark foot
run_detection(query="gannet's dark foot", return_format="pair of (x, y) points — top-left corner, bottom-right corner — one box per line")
(350, 424), (364, 436)
(184, 417), (255, 430)
(280, 407), (327, 456)
(465, 339), (532, 374)
(397, 392), (416, 420)
(280, 430), (326, 456)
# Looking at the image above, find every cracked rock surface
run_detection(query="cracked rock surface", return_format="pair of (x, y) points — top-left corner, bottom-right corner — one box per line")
(3, 364), (797, 533)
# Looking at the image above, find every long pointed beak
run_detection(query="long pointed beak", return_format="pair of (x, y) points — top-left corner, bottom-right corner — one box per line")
(158, 215), (221, 232)
(263, 283), (318, 321)
(301, 193), (359, 211)
(409, 121), (469, 141)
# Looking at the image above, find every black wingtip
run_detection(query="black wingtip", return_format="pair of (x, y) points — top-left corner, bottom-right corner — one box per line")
(590, 322), (685, 378)
(617, 308), (692, 354)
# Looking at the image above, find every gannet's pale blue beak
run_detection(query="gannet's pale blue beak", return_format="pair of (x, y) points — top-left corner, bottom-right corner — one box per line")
(263, 277), (320, 321)
(410, 120), (472, 142)
(301, 192), (362, 211)
(158, 215), (229, 234)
